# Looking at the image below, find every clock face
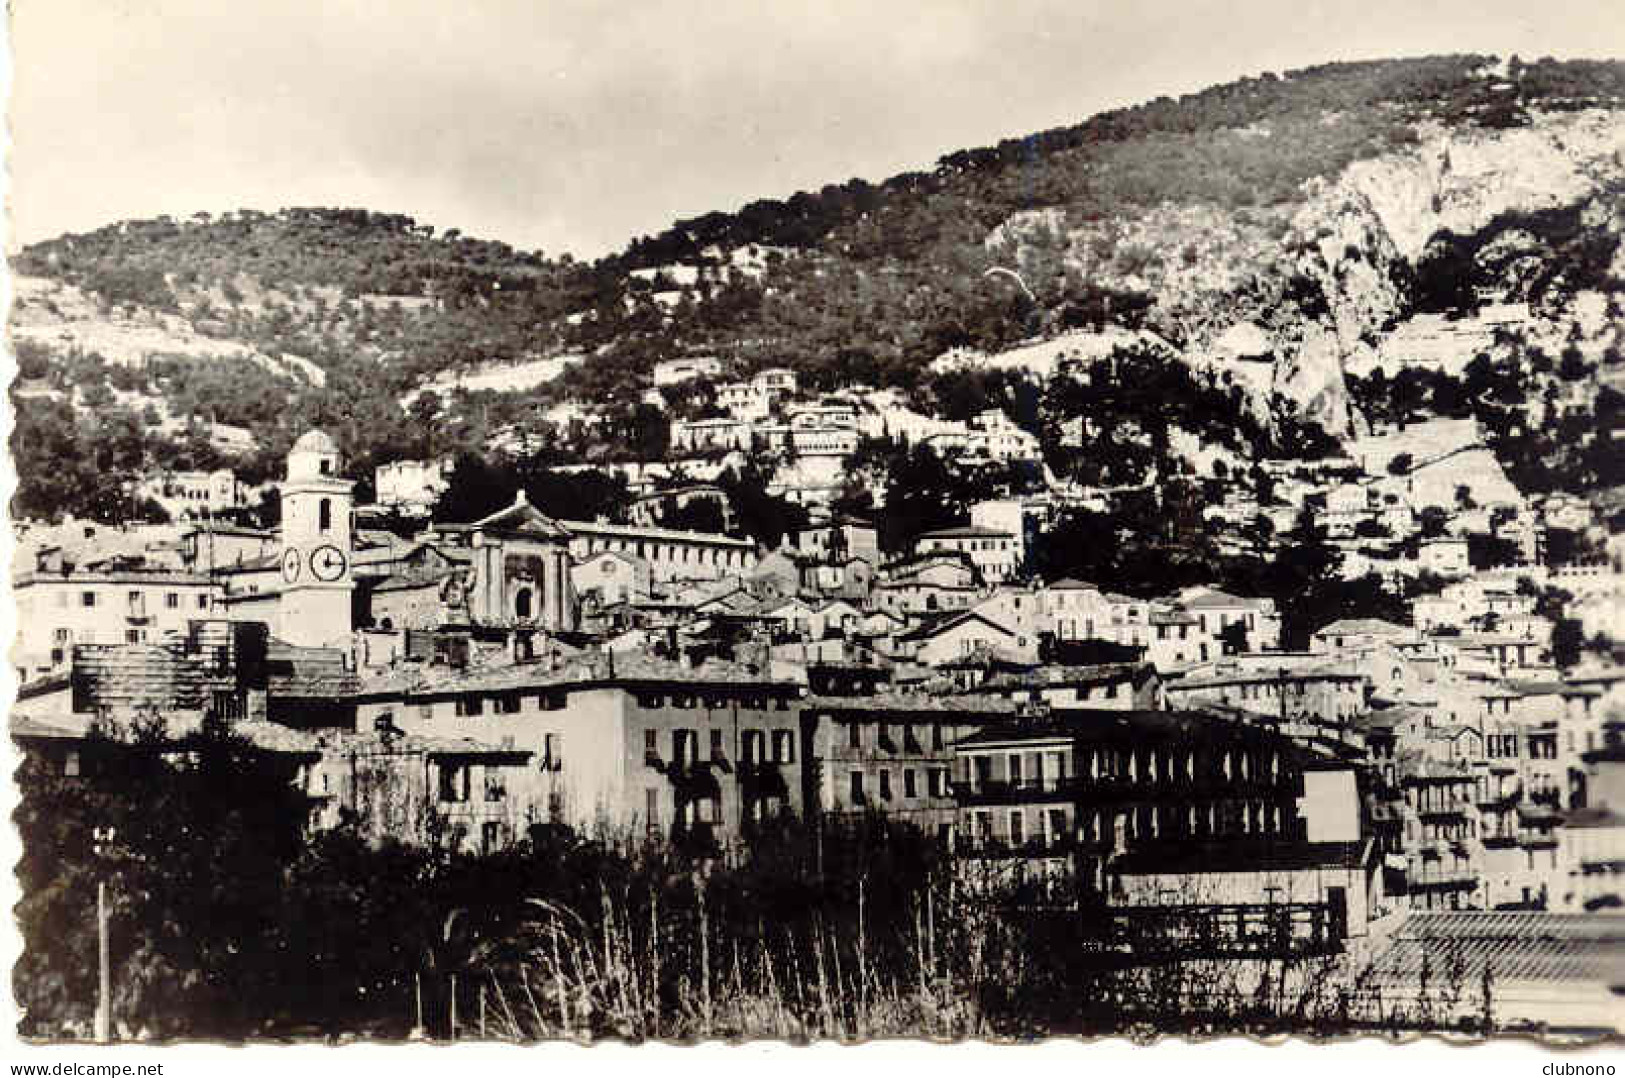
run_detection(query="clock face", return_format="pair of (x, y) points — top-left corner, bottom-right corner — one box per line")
(310, 544), (349, 582)
(281, 548), (303, 584)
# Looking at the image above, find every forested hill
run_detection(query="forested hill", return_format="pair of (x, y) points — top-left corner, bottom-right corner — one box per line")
(11, 54), (1625, 523)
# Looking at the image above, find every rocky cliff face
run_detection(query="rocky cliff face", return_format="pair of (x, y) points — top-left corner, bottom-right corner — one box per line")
(983, 108), (1625, 441)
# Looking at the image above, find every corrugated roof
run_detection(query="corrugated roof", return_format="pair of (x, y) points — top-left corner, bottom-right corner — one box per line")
(1365, 912), (1625, 988)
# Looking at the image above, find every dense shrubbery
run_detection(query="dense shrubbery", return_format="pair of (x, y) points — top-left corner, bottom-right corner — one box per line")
(19, 722), (1501, 1042)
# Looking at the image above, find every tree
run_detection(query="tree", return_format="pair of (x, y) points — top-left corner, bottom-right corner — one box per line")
(14, 719), (315, 1039)
(1552, 618), (1585, 670)
(1468, 533), (1521, 570)
(1419, 506), (1450, 539)
(718, 464), (808, 550)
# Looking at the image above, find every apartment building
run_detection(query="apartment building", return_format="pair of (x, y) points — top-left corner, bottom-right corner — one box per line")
(800, 692), (1023, 841)
(14, 565), (218, 681)
(353, 653), (803, 846)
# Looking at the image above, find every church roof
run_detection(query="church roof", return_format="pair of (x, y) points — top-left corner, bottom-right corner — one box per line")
(441, 492), (571, 539)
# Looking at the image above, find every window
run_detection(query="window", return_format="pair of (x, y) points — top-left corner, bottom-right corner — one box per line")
(165, 593), (180, 609)
(498, 695), (522, 714)
(932, 724), (945, 751)
(878, 770), (892, 800)
(198, 594), (209, 609)
(1048, 809), (1068, 847)
(848, 722), (861, 750)
(318, 498), (332, 532)
(53, 628), (70, 643)
(646, 788), (661, 831)
(484, 769), (507, 802)
(542, 734), (562, 770)
(81, 591), (97, 608)
(438, 762), (470, 803)
(672, 729), (696, 767)
(929, 768), (947, 798)
(772, 729), (795, 764)
(973, 755), (991, 790)
(645, 729), (658, 760)
(710, 729), (725, 761)
(125, 630), (140, 644)
(850, 771), (865, 804)
(64, 751), (81, 778)
(457, 697), (485, 717)
(481, 821), (502, 854)
(904, 769), (917, 798)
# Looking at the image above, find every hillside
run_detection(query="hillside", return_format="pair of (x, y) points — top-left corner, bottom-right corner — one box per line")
(10, 54), (1625, 525)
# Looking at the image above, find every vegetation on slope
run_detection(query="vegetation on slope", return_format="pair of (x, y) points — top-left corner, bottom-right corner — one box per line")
(11, 54), (1625, 529)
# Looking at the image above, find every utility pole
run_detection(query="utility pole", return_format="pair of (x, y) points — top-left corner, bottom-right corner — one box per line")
(93, 825), (116, 1043)
(96, 880), (110, 1043)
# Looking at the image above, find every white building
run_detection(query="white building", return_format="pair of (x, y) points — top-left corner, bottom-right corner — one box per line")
(652, 355), (723, 388)
(964, 410), (1042, 464)
(375, 458), (452, 516)
(670, 417), (754, 453)
(913, 525), (1021, 584)
(13, 568), (219, 681)
(560, 520), (756, 583)
(134, 468), (242, 521)
(570, 550), (652, 606)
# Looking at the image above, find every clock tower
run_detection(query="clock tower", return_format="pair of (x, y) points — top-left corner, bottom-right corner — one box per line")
(278, 429), (355, 648)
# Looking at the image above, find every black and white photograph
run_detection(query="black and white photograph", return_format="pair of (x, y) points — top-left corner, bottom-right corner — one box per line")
(5, 0), (1625, 1061)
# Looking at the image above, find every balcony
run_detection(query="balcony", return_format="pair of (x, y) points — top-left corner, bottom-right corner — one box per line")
(954, 776), (1081, 804)
(737, 760), (790, 798)
(664, 760), (723, 798)
(957, 834), (1079, 860)
(1406, 867), (1479, 890)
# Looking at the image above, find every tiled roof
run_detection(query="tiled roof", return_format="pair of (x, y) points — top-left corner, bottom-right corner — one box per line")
(559, 518), (753, 548)
(354, 651), (792, 699)
(953, 708), (1306, 749)
(10, 714), (93, 740)
(1169, 662), (1362, 691)
(916, 525), (1013, 540)
(979, 662), (1149, 691)
(233, 721), (525, 758)
(1180, 588), (1270, 610)
(801, 692), (1023, 716)
(370, 572), (452, 594)
(1315, 618), (1410, 636)
(896, 611), (1013, 643)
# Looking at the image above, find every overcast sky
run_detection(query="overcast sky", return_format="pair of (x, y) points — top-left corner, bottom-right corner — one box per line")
(9, 1), (1624, 259)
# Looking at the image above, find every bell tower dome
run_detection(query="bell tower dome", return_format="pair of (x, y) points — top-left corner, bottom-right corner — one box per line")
(278, 429), (355, 648)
